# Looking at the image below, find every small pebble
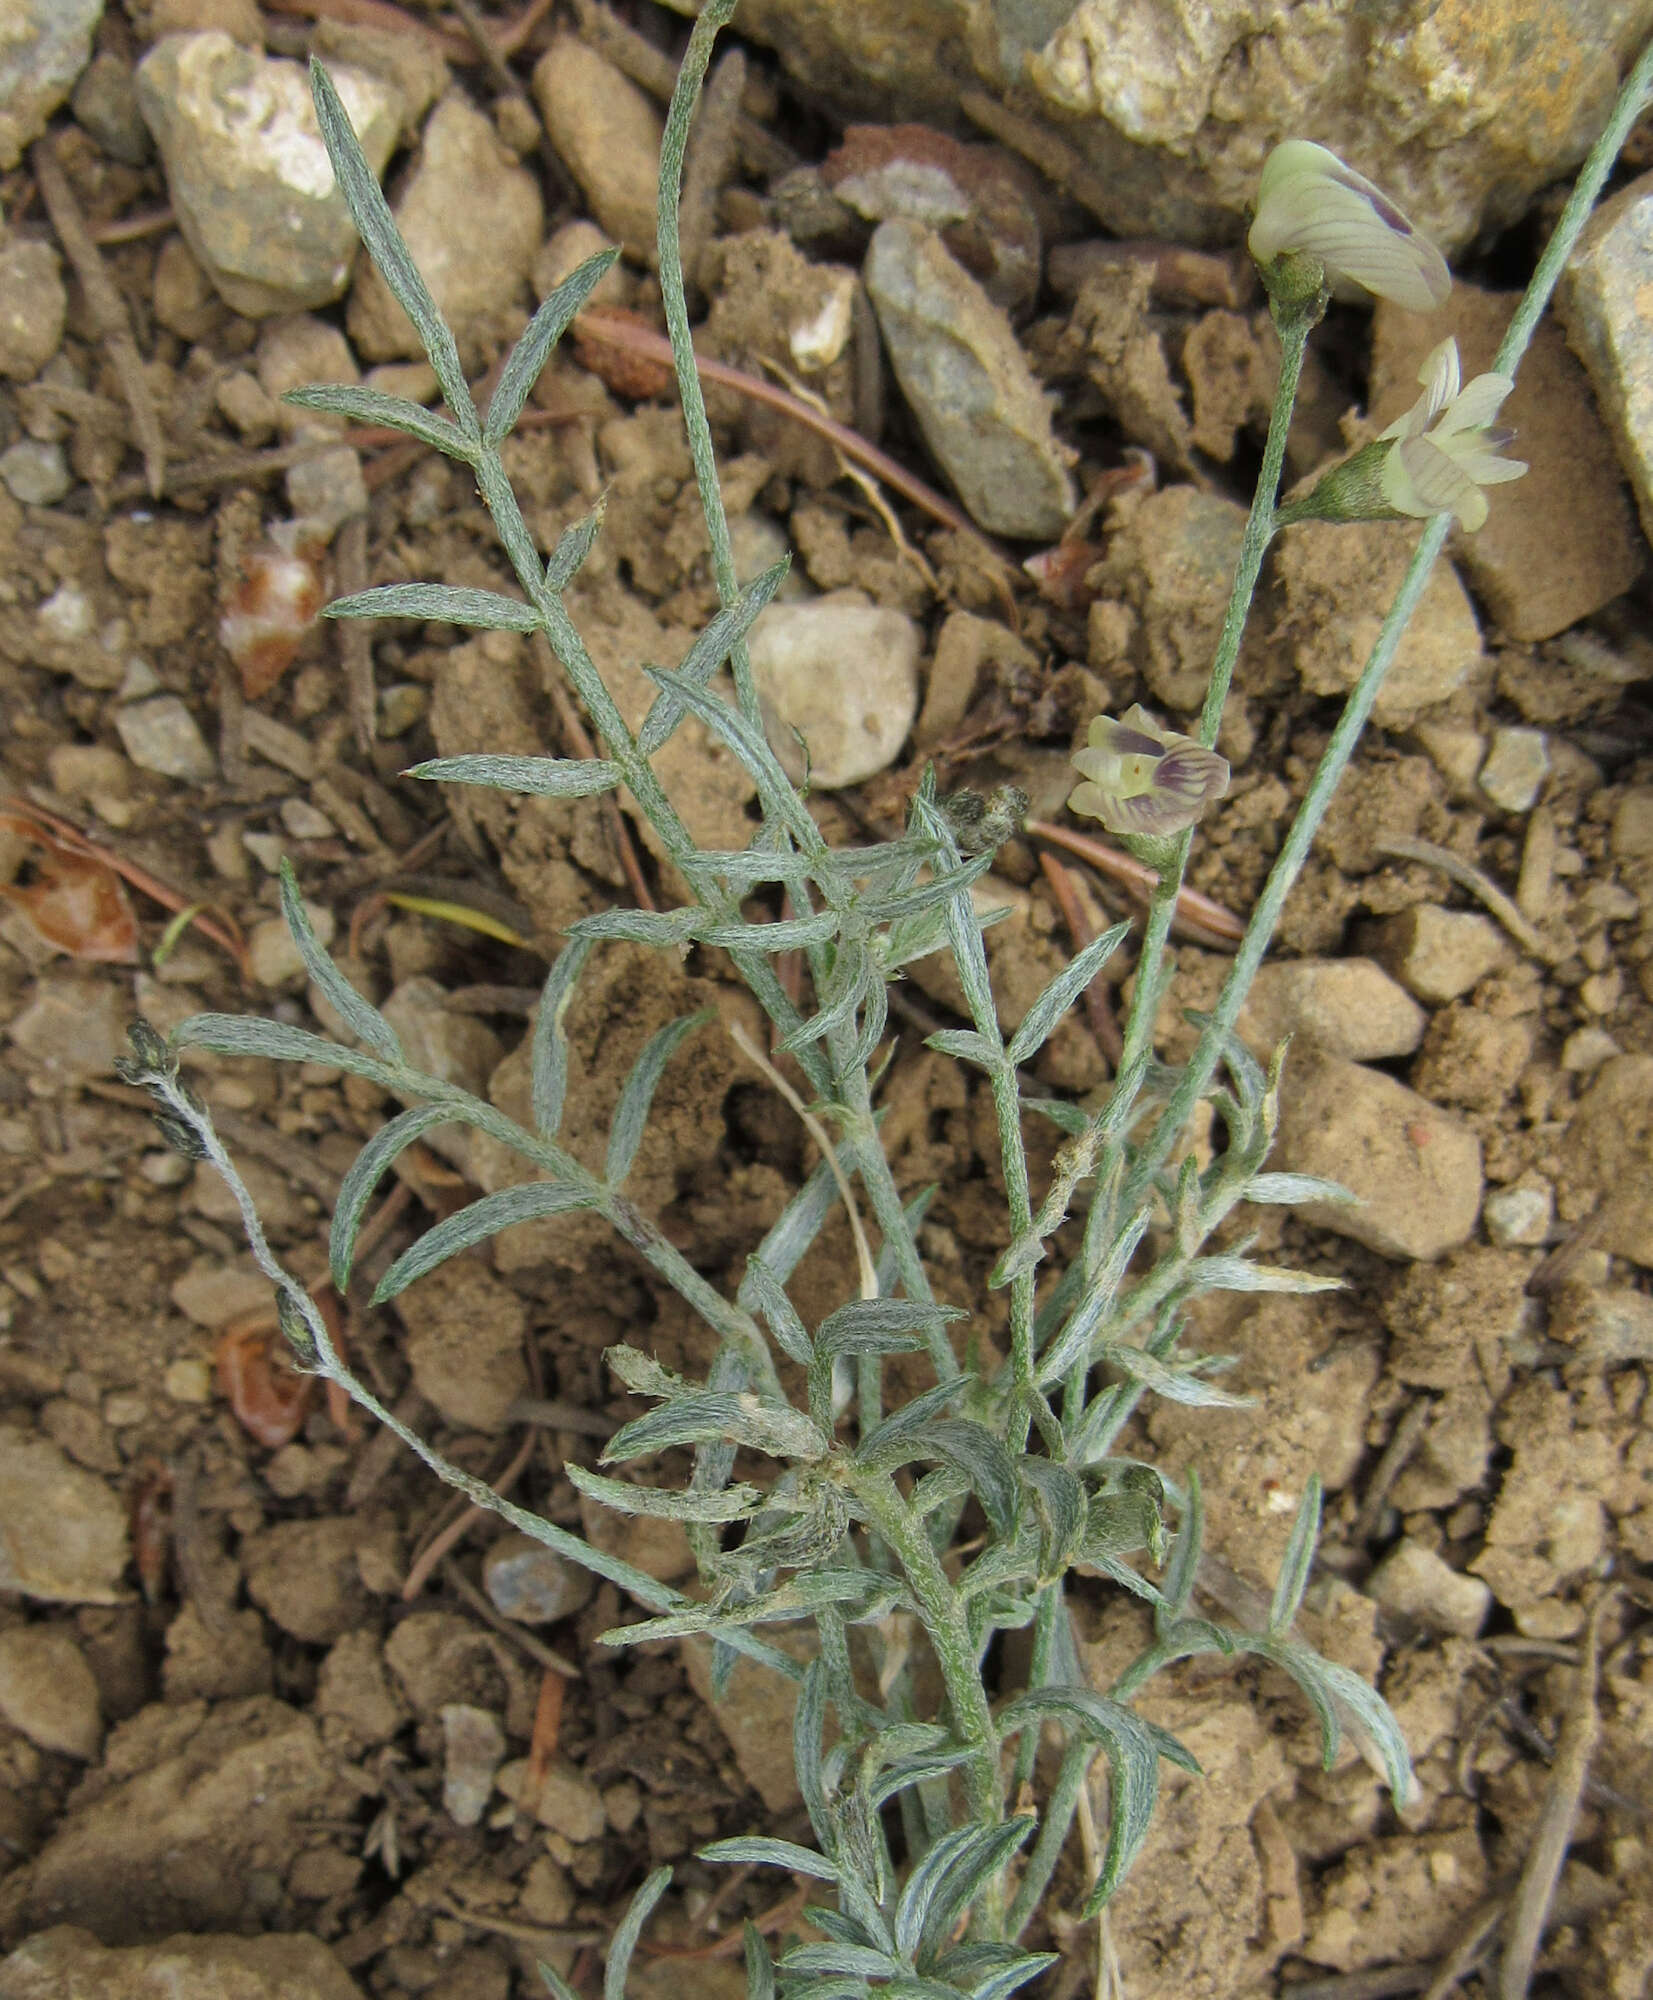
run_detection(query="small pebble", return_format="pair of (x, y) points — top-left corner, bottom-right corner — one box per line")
(247, 901), (335, 987)
(496, 1756), (606, 1839)
(1368, 1538), (1491, 1638)
(483, 1532), (595, 1625)
(442, 1703), (506, 1827)
(164, 1356), (214, 1402)
(36, 582), (94, 643)
(286, 442), (367, 541)
(0, 437), (70, 504)
(748, 592), (921, 788)
(114, 695), (216, 781)
(1369, 905), (1508, 1007)
(242, 831), (287, 873)
(118, 657), (161, 700)
(0, 1425), (129, 1602)
(0, 1624), (103, 1756)
(533, 36), (662, 261)
(1478, 726), (1549, 813)
(1561, 1025), (1622, 1071)
(1482, 1180), (1553, 1248)
(378, 683), (428, 736)
(73, 50), (152, 164)
(140, 1149), (193, 1187)
(280, 797), (335, 839)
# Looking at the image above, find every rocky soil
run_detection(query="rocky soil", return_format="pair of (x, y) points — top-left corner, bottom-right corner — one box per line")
(0, 4), (1651, 1999)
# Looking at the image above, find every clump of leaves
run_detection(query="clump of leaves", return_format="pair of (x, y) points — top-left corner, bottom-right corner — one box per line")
(117, 7), (1653, 1995)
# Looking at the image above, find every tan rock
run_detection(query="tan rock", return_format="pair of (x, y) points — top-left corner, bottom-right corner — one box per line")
(0, 1626), (102, 1758)
(0, 1428), (128, 1604)
(1367, 905), (1509, 1006)
(1368, 1539), (1491, 1638)
(533, 37), (662, 261)
(0, 1927), (364, 2000)
(1558, 1052), (1653, 1267)
(1238, 958), (1424, 1062)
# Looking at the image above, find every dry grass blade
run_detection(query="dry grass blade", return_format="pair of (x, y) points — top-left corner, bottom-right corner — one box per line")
(1372, 833), (1557, 962)
(1496, 1588), (1616, 1998)
(33, 138), (167, 498)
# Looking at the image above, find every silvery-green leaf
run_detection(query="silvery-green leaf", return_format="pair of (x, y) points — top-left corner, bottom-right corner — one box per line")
(325, 582), (539, 631)
(173, 1013), (394, 1085)
(605, 1345), (686, 1400)
(1020, 1458), (1085, 1573)
(1256, 1638), (1417, 1806)
(539, 1961), (579, 2000)
(330, 1102), (460, 1290)
(697, 908), (841, 952)
(740, 1255), (813, 1367)
(895, 1819), (1034, 1963)
(923, 1029), (996, 1068)
(276, 859), (401, 1064)
(779, 1945), (902, 1981)
(1006, 921), (1130, 1067)
(372, 1179), (595, 1302)
(860, 853), (997, 928)
(487, 249), (620, 446)
(529, 940), (591, 1138)
(565, 1461), (761, 1523)
(818, 1298), (965, 1346)
(639, 561), (792, 756)
(1022, 1096), (1091, 1137)
(1183, 1255), (1344, 1296)
(743, 1925), (776, 2000)
(915, 1421), (1020, 1538)
(604, 1390), (827, 1465)
(853, 1378), (971, 1472)
(565, 906), (702, 947)
(544, 501), (606, 594)
(308, 60), (477, 434)
(776, 942), (870, 1055)
(867, 1745), (976, 1808)
(404, 754), (621, 798)
(606, 1866), (672, 2000)
(1242, 1171), (1358, 1206)
(1034, 1208), (1151, 1388)
(282, 382), (475, 459)
(1093, 1341), (1250, 1410)
(1158, 1466), (1205, 1628)
(1268, 1474), (1322, 1634)
(793, 1656), (831, 1848)
(607, 1010), (713, 1188)
(698, 1836), (839, 1882)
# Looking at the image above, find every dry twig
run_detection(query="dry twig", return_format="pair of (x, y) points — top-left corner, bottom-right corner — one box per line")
(1372, 833), (1557, 963)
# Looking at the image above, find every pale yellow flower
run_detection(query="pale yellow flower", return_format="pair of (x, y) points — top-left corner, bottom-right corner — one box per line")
(1378, 337), (1526, 531)
(1248, 140), (1450, 313)
(1069, 706), (1230, 840)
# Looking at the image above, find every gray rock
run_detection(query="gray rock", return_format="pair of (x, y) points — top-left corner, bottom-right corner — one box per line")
(0, 0), (102, 170)
(1558, 168), (1653, 551)
(1368, 906), (1509, 1006)
(496, 1755), (606, 1838)
(0, 238), (67, 381)
(0, 437), (71, 504)
(441, 1703), (505, 1827)
(730, 0), (1653, 255)
(533, 35), (662, 262)
(0, 1625), (102, 1757)
(347, 92), (542, 369)
(0, 1426), (129, 1603)
(0, 1928), (365, 2000)
(8, 976), (128, 1086)
(1483, 1179), (1553, 1248)
(1271, 1050), (1483, 1261)
(114, 694), (216, 780)
(286, 443), (367, 542)
(72, 49), (151, 163)
(136, 33), (403, 316)
(1239, 958), (1425, 1063)
(1271, 521), (1484, 728)
(483, 1532), (595, 1625)
(1368, 1538), (1491, 1637)
(748, 591), (920, 786)
(864, 219), (1074, 539)
(1478, 726), (1549, 813)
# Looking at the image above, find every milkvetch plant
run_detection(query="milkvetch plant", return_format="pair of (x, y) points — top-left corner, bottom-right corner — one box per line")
(115, 16), (1653, 1999)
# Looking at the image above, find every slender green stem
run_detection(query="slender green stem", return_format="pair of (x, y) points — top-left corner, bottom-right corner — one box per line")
(1108, 306), (1315, 1098)
(848, 1465), (1001, 1821)
(1006, 1740), (1089, 1939)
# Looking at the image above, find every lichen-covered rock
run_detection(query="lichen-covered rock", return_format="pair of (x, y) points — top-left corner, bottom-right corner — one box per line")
(0, 0), (102, 170)
(731, 0), (1653, 255)
(136, 33), (402, 315)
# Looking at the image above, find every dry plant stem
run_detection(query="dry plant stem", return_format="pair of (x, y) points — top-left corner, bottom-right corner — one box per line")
(1419, 1897), (1509, 2000)
(1497, 1589), (1614, 1999)
(1037, 852), (1124, 1063)
(1027, 819), (1244, 946)
(1350, 1395), (1433, 1546)
(1372, 832), (1556, 961)
(336, 514), (378, 755)
(33, 139), (167, 498)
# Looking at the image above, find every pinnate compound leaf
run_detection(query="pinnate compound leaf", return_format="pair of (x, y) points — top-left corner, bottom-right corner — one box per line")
(606, 1866), (671, 2000)
(487, 249), (620, 445)
(282, 382), (475, 459)
(308, 61), (477, 434)
(606, 1010), (714, 1188)
(1005, 920), (1130, 1067)
(331, 1102), (460, 1290)
(698, 1836), (840, 1882)
(1268, 1474), (1322, 1634)
(404, 754), (621, 798)
(639, 561), (793, 756)
(277, 860), (402, 1064)
(325, 583), (540, 631)
(372, 1180), (595, 1302)
(173, 1012), (395, 1084)
(565, 1461), (762, 1524)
